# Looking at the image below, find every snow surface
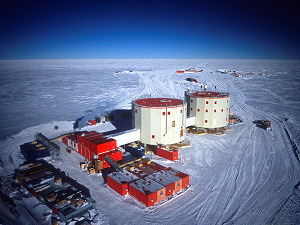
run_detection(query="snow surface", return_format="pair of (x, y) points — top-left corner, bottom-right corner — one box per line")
(0, 59), (300, 224)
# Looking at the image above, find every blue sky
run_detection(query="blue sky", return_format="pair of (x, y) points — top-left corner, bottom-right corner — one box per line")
(0, 0), (299, 59)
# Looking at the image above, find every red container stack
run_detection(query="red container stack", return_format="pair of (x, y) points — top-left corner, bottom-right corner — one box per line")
(165, 167), (190, 189)
(129, 177), (166, 207)
(143, 160), (166, 172)
(147, 170), (182, 197)
(156, 147), (179, 161)
(62, 131), (122, 170)
(107, 170), (139, 196)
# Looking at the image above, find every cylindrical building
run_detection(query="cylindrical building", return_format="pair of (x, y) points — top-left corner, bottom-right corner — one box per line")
(132, 98), (187, 145)
(186, 91), (230, 128)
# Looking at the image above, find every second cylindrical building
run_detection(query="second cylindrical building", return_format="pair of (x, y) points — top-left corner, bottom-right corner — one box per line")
(186, 91), (230, 128)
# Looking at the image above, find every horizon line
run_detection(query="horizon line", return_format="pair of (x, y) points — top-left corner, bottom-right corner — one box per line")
(1, 58), (300, 61)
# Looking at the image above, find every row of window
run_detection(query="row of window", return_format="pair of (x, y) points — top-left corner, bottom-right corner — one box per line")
(191, 108), (229, 112)
(190, 100), (229, 104)
(135, 108), (228, 114)
(151, 128), (184, 139)
(204, 117), (228, 123)
(135, 109), (186, 115)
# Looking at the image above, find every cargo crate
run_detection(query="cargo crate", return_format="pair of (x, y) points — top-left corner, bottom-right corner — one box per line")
(156, 147), (178, 161)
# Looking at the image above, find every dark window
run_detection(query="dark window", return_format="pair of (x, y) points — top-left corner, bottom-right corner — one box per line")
(180, 110), (182, 113)
(206, 109), (208, 112)
(197, 109), (200, 112)
(215, 101), (217, 104)
(168, 112), (171, 115)
(191, 108), (193, 111)
(205, 120), (208, 123)
(135, 109), (137, 113)
(221, 109), (224, 112)
(206, 101), (209, 104)
(152, 135), (155, 139)
(214, 109), (216, 113)
(162, 112), (166, 116)
(191, 99), (193, 102)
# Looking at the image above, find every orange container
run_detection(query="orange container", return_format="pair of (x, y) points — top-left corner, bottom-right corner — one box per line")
(165, 167), (190, 189)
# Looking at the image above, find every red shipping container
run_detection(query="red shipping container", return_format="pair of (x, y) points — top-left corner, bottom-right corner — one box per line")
(126, 167), (149, 179)
(129, 178), (166, 207)
(89, 138), (117, 154)
(83, 134), (104, 148)
(107, 170), (139, 196)
(108, 150), (122, 161)
(156, 148), (178, 161)
(61, 136), (68, 145)
(88, 120), (97, 125)
(77, 132), (104, 147)
(147, 170), (182, 196)
(125, 163), (157, 179)
(143, 161), (166, 172)
(165, 167), (190, 189)
(77, 143), (82, 155)
(97, 149), (122, 161)
(137, 165), (156, 175)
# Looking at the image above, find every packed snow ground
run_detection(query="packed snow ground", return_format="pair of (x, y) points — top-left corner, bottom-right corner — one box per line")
(0, 59), (300, 224)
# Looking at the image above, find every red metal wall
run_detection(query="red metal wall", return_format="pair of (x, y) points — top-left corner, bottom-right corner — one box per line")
(76, 131), (117, 154)
(128, 182), (157, 207)
(107, 175), (129, 196)
(62, 134), (122, 167)
(144, 161), (166, 171)
(157, 148), (178, 161)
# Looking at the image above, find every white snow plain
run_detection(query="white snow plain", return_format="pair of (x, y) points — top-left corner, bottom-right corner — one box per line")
(0, 59), (300, 224)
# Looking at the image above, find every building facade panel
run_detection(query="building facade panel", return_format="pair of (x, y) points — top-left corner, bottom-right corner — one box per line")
(133, 98), (187, 145)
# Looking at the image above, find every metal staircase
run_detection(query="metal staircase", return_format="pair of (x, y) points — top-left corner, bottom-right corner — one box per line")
(104, 156), (121, 171)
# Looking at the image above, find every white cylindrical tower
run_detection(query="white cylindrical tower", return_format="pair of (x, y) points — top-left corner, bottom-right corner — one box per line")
(132, 98), (187, 145)
(187, 91), (230, 128)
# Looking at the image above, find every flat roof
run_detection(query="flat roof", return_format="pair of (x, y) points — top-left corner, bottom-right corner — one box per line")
(108, 170), (139, 184)
(147, 170), (181, 186)
(190, 91), (229, 98)
(130, 177), (165, 195)
(165, 167), (189, 179)
(133, 98), (185, 107)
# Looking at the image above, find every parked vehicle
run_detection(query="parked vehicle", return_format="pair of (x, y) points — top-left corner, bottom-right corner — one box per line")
(253, 120), (272, 130)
